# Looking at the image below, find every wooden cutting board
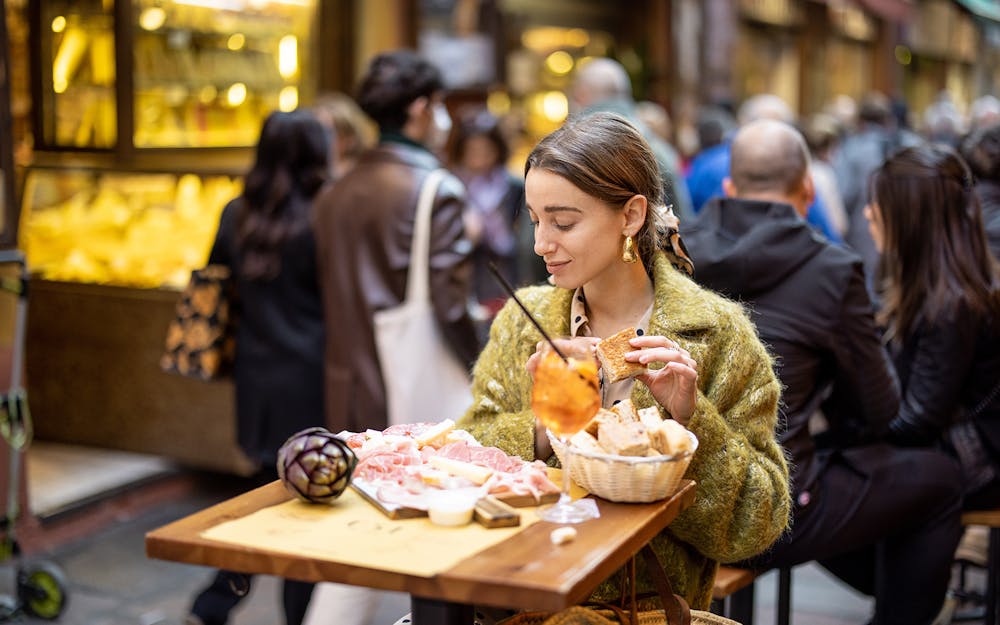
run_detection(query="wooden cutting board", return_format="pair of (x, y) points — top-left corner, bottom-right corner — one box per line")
(351, 479), (559, 521)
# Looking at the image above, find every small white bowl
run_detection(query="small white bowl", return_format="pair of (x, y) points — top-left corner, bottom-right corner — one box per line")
(426, 490), (476, 526)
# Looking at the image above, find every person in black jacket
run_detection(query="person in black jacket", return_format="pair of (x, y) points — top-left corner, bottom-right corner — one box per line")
(186, 109), (329, 625)
(682, 119), (963, 625)
(866, 145), (1000, 510)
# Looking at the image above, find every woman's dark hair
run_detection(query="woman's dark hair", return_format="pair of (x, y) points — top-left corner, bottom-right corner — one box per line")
(525, 112), (669, 267)
(960, 121), (1000, 182)
(871, 144), (1000, 342)
(448, 109), (510, 168)
(356, 50), (444, 131)
(237, 109), (330, 280)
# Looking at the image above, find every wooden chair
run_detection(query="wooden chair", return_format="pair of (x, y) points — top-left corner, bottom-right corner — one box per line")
(710, 565), (792, 625)
(952, 509), (1000, 625)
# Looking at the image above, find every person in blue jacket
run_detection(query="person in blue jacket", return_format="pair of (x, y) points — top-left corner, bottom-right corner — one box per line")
(686, 94), (841, 243)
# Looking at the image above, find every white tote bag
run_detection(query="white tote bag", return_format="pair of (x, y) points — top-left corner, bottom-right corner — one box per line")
(373, 169), (473, 425)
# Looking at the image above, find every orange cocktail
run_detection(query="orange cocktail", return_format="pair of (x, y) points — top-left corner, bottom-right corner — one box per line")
(532, 348), (601, 437)
(531, 342), (601, 523)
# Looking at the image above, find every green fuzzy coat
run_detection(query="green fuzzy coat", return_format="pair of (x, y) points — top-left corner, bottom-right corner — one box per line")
(457, 252), (791, 609)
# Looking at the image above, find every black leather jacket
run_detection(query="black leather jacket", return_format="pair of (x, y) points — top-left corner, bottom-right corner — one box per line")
(973, 180), (1000, 261)
(887, 301), (1000, 453)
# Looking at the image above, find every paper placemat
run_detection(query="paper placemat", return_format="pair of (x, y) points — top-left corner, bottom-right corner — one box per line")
(199, 487), (544, 577)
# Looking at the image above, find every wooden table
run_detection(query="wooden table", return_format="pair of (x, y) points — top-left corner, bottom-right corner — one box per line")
(146, 479), (696, 625)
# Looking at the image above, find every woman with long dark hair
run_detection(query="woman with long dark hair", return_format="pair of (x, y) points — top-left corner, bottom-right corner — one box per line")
(186, 109), (330, 625)
(866, 145), (1000, 509)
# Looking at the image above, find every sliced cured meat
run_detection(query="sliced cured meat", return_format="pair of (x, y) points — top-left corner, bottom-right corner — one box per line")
(346, 422), (559, 507)
(383, 422), (437, 437)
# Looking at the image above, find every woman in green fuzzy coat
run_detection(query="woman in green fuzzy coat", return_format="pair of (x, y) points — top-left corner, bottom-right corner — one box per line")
(456, 112), (791, 609)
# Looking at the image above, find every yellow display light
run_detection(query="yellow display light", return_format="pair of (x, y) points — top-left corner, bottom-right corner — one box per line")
(545, 50), (574, 76)
(522, 27), (590, 52)
(278, 35), (298, 79)
(486, 91), (511, 117)
(138, 7), (167, 31)
(51, 15), (67, 33)
(52, 27), (88, 95)
(227, 83), (248, 107)
(566, 29), (590, 48)
(541, 91), (568, 123)
(227, 33), (245, 51)
(198, 85), (218, 104)
(278, 86), (298, 111)
(172, 0), (313, 8)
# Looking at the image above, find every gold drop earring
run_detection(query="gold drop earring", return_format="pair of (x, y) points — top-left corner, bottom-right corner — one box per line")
(622, 235), (638, 263)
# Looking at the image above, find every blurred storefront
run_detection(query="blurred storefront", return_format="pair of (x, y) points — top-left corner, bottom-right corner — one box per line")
(6, 0), (331, 475)
(901, 0), (978, 116)
(0, 0), (678, 475)
(703, 0), (906, 116)
(5, 0), (1000, 479)
(413, 0), (674, 164)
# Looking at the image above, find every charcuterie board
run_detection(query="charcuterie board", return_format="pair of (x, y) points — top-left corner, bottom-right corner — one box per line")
(351, 478), (559, 521)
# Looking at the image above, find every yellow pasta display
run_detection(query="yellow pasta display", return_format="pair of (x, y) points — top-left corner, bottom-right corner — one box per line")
(19, 171), (241, 289)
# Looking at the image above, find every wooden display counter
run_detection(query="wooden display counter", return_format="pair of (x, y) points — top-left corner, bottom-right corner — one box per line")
(25, 279), (255, 476)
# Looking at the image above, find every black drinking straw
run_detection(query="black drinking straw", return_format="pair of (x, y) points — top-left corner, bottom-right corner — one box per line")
(486, 262), (568, 362)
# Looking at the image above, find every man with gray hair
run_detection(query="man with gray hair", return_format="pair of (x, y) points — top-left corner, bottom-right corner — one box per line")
(569, 57), (692, 219)
(682, 120), (963, 625)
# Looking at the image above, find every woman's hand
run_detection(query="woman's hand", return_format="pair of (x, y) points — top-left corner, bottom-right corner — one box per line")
(627, 335), (699, 426)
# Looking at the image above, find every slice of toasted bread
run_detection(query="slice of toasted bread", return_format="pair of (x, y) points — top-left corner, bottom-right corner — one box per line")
(596, 327), (647, 384)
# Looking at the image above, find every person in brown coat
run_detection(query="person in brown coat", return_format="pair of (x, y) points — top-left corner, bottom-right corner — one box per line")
(313, 50), (479, 435)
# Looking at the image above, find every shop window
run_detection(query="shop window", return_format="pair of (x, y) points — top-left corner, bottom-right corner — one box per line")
(37, 1), (117, 149)
(132, 0), (316, 148)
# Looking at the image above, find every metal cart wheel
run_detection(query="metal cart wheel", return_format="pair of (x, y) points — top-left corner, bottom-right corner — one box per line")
(17, 561), (68, 620)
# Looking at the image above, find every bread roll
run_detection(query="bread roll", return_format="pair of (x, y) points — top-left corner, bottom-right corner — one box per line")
(648, 419), (693, 456)
(569, 430), (607, 455)
(637, 406), (663, 430)
(598, 420), (651, 456)
(611, 398), (640, 424)
(584, 408), (616, 437)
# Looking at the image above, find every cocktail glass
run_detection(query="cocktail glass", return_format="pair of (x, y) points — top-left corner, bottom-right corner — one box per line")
(532, 340), (601, 523)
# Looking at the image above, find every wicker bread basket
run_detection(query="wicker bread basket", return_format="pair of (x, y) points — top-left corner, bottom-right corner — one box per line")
(549, 429), (698, 503)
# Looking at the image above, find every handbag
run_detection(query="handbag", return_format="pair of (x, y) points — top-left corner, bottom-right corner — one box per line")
(373, 169), (473, 425)
(160, 264), (236, 381)
(497, 545), (741, 625)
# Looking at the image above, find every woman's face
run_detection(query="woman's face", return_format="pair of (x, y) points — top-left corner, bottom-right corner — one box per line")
(864, 201), (885, 253)
(525, 168), (630, 290)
